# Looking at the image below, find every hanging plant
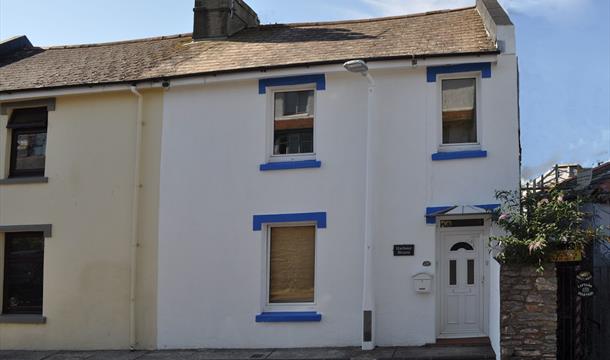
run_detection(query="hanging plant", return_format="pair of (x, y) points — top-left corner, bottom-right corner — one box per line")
(491, 189), (599, 270)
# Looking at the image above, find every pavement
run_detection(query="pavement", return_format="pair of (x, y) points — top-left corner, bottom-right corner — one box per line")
(0, 346), (496, 360)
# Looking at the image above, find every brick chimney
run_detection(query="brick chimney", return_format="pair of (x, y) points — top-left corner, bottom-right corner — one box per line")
(193, 0), (260, 40)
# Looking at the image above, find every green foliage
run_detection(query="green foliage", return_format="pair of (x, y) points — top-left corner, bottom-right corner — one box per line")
(491, 190), (598, 267)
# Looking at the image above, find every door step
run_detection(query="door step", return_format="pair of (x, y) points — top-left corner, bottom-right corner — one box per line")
(435, 337), (491, 346)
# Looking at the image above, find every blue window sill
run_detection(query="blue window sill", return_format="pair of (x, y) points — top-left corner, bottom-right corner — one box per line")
(260, 160), (322, 171)
(431, 150), (487, 161)
(256, 312), (322, 323)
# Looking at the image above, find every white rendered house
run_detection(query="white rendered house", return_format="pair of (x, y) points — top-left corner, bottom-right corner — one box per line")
(155, 0), (519, 354)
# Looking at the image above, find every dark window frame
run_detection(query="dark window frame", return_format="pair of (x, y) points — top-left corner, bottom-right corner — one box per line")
(7, 107), (48, 178)
(9, 127), (47, 178)
(2, 232), (44, 315)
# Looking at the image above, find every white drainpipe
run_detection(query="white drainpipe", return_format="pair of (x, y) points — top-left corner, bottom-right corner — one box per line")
(128, 86), (144, 350)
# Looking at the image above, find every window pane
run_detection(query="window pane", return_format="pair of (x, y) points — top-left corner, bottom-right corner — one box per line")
(11, 130), (47, 176)
(273, 129), (314, 155)
(442, 79), (476, 144)
(467, 260), (475, 285)
(450, 242), (475, 252)
(449, 260), (457, 285)
(269, 226), (315, 303)
(3, 233), (44, 314)
(275, 91), (314, 118)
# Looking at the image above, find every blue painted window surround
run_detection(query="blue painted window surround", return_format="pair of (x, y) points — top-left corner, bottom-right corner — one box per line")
(427, 62), (492, 83)
(253, 212), (327, 231)
(425, 204), (500, 224)
(256, 312), (322, 323)
(259, 74), (326, 94)
(260, 160), (321, 171)
(431, 150), (488, 161)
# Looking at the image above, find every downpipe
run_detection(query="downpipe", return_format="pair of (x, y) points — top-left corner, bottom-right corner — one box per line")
(128, 86), (144, 350)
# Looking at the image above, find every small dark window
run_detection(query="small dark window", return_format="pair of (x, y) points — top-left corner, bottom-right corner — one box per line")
(449, 260), (457, 286)
(8, 107), (48, 178)
(3, 232), (44, 315)
(467, 260), (475, 285)
(440, 219), (485, 228)
(450, 242), (475, 252)
(273, 91), (314, 155)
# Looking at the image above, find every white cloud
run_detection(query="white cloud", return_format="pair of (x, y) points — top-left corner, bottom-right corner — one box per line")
(360, 0), (589, 20)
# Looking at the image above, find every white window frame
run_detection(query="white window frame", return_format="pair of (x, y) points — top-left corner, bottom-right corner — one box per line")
(266, 85), (317, 163)
(263, 222), (318, 312)
(437, 73), (483, 152)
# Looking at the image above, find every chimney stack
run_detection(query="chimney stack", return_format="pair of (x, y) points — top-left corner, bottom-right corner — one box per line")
(193, 0), (260, 40)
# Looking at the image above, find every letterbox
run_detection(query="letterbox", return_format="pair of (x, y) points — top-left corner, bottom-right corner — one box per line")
(412, 273), (433, 293)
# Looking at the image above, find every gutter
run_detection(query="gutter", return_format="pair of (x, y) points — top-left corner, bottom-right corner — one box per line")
(128, 86), (144, 350)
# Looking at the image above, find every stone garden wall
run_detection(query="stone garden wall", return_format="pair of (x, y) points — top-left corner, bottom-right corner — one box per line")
(501, 264), (557, 359)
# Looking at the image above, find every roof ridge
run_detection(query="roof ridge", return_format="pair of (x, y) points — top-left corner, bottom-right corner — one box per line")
(44, 33), (192, 50)
(259, 6), (476, 28)
(40, 6), (477, 49)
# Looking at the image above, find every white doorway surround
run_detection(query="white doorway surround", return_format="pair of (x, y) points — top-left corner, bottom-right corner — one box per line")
(437, 218), (489, 339)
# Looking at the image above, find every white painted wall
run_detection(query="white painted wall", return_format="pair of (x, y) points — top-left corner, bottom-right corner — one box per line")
(157, 53), (520, 348)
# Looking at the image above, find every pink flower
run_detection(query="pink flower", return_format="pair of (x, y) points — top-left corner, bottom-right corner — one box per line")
(499, 213), (510, 221)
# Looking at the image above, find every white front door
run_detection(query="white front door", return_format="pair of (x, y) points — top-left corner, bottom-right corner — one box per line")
(439, 228), (485, 337)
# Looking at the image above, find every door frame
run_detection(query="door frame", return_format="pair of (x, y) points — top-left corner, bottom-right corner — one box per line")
(435, 214), (491, 339)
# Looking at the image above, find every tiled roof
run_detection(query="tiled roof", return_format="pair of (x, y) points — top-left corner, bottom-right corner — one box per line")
(0, 7), (497, 93)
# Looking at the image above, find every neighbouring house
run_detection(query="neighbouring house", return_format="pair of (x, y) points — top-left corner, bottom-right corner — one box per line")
(0, 0), (520, 355)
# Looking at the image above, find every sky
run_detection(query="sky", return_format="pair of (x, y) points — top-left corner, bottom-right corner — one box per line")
(1, 0), (609, 179)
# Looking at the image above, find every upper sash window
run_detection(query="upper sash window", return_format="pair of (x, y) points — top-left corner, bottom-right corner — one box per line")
(273, 90), (314, 156)
(442, 78), (477, 145)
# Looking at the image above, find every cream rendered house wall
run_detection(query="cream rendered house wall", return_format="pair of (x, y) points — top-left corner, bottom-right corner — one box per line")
(0, 90), (162, 350)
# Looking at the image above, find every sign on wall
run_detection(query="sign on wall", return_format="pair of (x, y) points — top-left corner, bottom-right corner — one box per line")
(393, 245), (415, 256)
(576, 271), (595, 297)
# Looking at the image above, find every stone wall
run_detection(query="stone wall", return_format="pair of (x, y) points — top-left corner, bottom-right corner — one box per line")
(501, 264), (557, 359)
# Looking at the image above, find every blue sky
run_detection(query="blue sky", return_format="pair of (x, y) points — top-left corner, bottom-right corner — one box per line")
(1, 0), (609, 178)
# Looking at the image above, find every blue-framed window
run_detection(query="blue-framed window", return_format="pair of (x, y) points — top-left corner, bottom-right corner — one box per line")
(259, 75), (326, 171)
(253, 212), (326, 322)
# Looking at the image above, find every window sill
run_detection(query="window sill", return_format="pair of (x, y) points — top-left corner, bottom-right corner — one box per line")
(431, 150), (487, 161)
(0, 177), (48, 185)
(255, 312), (322, 323)
(260, 160), (322, 171)
(0, 314), (46, 324)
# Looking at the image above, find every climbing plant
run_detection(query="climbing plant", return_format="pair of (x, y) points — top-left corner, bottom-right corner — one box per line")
(492, 189), (598, 269)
